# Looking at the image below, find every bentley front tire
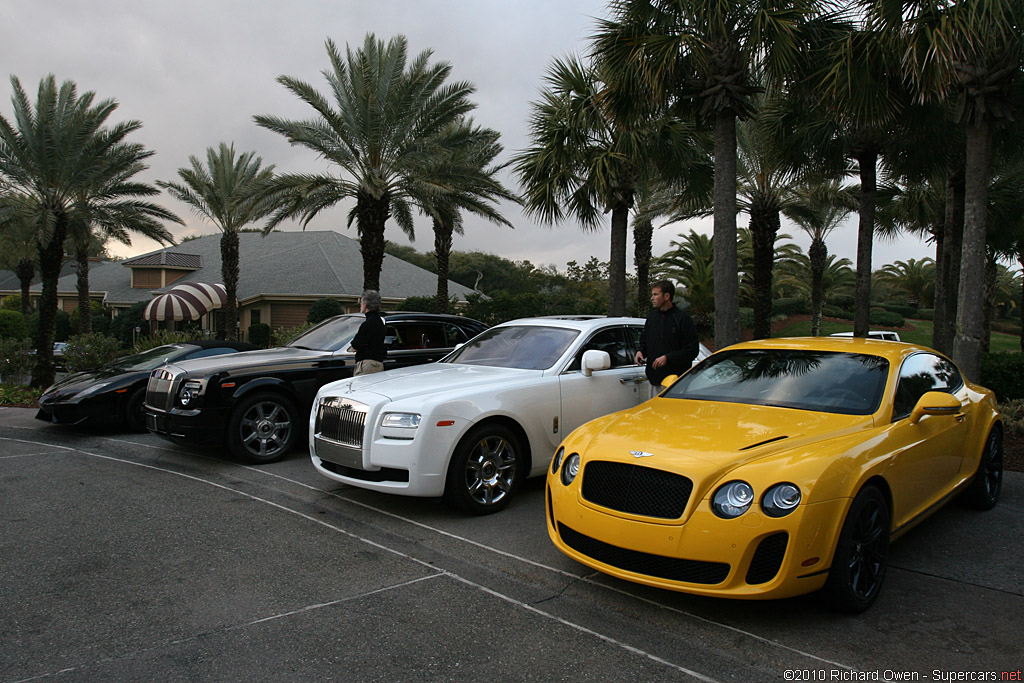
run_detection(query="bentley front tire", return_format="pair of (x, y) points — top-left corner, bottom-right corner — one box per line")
(228, 392), (298, 464)
(445, 424), (523, 515)
(824, 485), (890, 613)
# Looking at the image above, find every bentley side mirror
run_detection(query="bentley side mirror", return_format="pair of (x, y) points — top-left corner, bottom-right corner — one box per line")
(909, 390), (962, 424)
(661, 374), (679, 388)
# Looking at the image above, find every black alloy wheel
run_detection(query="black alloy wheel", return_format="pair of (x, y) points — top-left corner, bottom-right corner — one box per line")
(824, 485), (890, 613)
(965, 427), (1003, 511)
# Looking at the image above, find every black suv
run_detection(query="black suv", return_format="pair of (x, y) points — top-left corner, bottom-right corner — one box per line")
(143, 312), (487, 463)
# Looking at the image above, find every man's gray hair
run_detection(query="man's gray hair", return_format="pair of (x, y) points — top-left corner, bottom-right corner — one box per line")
(361, 290), (382, 312)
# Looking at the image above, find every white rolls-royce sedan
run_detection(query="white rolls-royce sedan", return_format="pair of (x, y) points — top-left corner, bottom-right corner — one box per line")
(309, 316), (709, 514)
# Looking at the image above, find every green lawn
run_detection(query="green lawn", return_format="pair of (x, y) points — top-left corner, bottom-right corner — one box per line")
(772, 318), (1021, 353)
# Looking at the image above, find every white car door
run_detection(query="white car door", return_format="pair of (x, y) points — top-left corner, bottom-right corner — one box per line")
(557, 326), (646, 440)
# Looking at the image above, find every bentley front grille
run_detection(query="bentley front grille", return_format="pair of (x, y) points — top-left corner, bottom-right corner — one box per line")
(581, 461), (693, 519)
(558, 522), (729, 585)
(315, 397), (369, 447)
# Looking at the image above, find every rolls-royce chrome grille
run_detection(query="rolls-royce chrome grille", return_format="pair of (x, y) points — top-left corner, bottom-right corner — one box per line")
(146, 367), (179, 412)
(315, 397), (369, 447)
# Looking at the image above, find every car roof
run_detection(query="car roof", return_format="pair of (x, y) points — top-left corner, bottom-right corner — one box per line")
(495, 316), (646, 332)
(188, 340), (259, 351)
(725, 336), (939, 363)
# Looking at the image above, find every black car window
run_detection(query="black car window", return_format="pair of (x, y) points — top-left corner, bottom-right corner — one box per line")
(565, 327), (634, 373)
(185, 347), (242, 360)
(388, 322), (448, 350)
(891, 353), (964, 421)
(444, 323), (473, 346)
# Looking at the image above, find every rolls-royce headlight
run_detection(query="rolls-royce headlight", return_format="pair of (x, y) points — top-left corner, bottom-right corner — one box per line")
(381, 412), (421, 429)
(762, 483), (801, 517)
(178, 380), (203, 407)
(712, 481), (754, 518)
(560, 453), (580, 485)
(551, 446), (565, 474)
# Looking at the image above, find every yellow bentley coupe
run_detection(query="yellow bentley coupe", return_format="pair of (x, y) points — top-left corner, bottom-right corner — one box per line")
(546, 337), (1004, 612)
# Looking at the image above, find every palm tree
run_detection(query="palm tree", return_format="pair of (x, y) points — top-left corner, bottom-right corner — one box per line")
(158, 143), (276, 340)
(651, 230), (715, 316)
(0, 198), (39, 317)
(513, 54), (707, 315)
(784, 179), (855, 336)
(0, 75), (181, 387)
(594, 0), (816, 346)
(867, 0), (1024, 379)
(876, 258), (936, 307)
(255, 34), (481, 293)
(419, 121), (516, 314)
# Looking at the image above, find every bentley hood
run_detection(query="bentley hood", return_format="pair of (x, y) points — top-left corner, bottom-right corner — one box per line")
(573, 397), (874, 490)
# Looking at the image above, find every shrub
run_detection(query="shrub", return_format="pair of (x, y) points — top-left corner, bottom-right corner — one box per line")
(822, 305), (852, 320)
(307, 297), (343, 324)
(248, 323), (271, 348)
(738, 307), (755, 330)
(771, 298), (808, 316)
(2, 294), (23, 311)
(272, 322), (315, 348)
(998, 398), (1024, 438)
(991, 321), (1022, 335)
(0, 310), (29, 340)
(28, 310), (71, 343)
(868, 310), (904, 328)
(64, 333), (123, 373)
(880, 303), (917, 318)
(0, 337), (34, 384)
(980, 352), (1024, 401)
(109, 302), (150, 347)
(130, 330), (202, 354)
(916, 308), (934, 320)
(825, 293), (855, 311)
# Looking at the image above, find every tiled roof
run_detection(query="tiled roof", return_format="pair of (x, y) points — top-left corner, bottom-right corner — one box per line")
(121, 252), (202, 268)
(0, 230), (478, 307)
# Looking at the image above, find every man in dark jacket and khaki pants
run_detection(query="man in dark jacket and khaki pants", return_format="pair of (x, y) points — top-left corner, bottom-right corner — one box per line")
(352, 290), (385, 376)
(634, 280), (700, 398)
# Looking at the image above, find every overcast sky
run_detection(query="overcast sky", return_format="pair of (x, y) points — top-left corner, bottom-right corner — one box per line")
(2, 0), (933, 275)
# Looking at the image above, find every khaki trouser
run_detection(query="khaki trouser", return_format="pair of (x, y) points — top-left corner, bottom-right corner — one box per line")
(354, 360), (383, 376)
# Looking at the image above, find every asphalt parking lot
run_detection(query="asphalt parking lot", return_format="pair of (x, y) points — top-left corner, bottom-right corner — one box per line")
(1, 405), (1021, 682)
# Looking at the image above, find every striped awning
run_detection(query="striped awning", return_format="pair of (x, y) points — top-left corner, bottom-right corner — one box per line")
(143, 283), (227, 321)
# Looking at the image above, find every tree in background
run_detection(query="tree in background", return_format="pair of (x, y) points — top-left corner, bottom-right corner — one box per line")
(158, 143), (275, 340)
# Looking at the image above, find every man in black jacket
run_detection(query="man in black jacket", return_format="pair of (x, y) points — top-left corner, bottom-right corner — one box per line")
(634, 280), (700, 397)
(352, 290), (385, 376)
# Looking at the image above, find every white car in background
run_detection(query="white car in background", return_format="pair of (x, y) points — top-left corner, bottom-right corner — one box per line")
(309, 316), (710, 514)
(829, 331), (902, 342)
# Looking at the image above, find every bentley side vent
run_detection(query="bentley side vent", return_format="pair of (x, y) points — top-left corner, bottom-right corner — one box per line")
(740, 436), (789, 451)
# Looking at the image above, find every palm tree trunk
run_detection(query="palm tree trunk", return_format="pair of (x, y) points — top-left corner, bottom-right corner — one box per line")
(32, 216), (69, 388)
(809, 237), (827, 337)
(953, 120), (993, 382)
(853, 149), (877, 338)
(1019, 255), (1024, 352)
(633, 217), (653, 315)
(433, 218), (453, 314)
(75, 242), (92, 334)
(934, 168), (964, 354)
(221, 230), (240, 341)
(16, 258), (34, 317)
(713, 111), (740, 348)
(982, 251), (996, 354)
(749, 204), (779, 340)
(608, 200), (630, 316)
(357, 192), (391, 293)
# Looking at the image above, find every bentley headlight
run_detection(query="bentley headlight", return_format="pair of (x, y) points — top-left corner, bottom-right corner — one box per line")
(712, 481), (754, 518)
(560, 453), (580, 486)
(551, 446), (565, 474)
(178, 380), (203, 407)
(762, 483), (801, 517)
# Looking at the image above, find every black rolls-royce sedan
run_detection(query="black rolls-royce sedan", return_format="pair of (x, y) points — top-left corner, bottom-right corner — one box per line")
(143, 312), (487, 464)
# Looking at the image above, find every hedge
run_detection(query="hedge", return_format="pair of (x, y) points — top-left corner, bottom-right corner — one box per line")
(980, 352), (1024, 401)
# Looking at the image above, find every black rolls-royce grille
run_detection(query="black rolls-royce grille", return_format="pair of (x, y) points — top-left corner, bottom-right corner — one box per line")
(315, 397), (368, 447)
(145, 368), (177, 412)
(558, 523), (729, 585)
(745, 532), (789, 585)
(581, 461), (693, 519)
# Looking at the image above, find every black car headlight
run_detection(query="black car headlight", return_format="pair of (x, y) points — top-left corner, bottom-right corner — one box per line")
(712, 481), (754, 518)
(761, 483), (801, 517)
(179, 380), (203, 407)
(560, 453), (580, 486)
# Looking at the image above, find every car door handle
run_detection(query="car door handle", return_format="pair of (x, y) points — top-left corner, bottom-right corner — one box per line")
(620, 376), (647, 385)
(955, 413), (966, 422)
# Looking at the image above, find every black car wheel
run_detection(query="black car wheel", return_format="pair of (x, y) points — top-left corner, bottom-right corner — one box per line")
(965, 427), (1003, 511)
(445, 424), (523, 515)
(123, 386), (148, 433)
(824, 485), (890, 613)
(228, 392), (298, 464)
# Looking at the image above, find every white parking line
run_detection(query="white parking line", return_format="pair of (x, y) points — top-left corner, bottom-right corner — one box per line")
(3, 436), (722, 681)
